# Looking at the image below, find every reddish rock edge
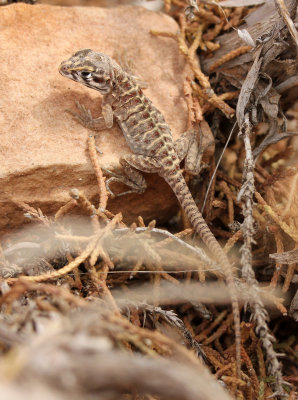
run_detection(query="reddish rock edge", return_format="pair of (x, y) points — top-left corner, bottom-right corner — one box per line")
(0, 4), (191, 232)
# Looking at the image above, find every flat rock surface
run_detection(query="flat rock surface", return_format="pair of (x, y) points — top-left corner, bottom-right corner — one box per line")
(0, 4), (190, 232)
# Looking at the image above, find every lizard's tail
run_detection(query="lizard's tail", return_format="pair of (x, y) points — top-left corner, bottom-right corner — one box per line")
(163, 170), (241, 376)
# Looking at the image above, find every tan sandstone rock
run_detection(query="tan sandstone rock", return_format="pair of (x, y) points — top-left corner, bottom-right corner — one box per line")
(0, 4), (191, 232)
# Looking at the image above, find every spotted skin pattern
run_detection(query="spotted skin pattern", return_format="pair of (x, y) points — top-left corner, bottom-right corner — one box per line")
(59, 49), (241, 374)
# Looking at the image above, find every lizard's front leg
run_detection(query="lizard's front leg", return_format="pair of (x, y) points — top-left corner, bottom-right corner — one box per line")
(67, 99), (113, 131)
(104, 154), (161, 198)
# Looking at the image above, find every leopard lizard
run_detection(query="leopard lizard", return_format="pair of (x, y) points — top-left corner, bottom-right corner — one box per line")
(59, 49), (241, 374)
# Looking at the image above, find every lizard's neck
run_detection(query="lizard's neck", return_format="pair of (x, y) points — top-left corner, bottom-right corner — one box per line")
(110, 62), (141, 100)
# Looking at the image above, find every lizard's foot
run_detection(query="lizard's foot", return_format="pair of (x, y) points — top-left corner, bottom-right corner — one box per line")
(66, 100), (93, 127)
(66, 101), (107, 131)
(102, 167), (146, 198)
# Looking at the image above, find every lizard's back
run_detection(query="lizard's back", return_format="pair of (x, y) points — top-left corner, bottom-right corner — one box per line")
(110, 66), (178, 165)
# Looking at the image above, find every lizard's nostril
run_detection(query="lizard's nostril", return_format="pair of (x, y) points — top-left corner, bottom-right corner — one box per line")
(60, 64), (69, 74)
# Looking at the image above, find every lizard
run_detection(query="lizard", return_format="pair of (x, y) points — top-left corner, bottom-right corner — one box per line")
(59, 49), (241, 375)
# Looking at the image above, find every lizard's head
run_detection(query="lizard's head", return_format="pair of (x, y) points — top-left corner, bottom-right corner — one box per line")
(59, 49), (114, 94)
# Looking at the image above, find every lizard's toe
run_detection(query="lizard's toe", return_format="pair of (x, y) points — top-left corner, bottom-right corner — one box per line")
(66, 101), (94, 126)
(75, 101), (92, 119)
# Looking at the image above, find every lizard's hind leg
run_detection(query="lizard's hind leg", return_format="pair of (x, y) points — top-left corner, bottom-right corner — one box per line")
(175, 128), (213, 176)
(174, 129), (194, 162)
(103, 155), (161, 198)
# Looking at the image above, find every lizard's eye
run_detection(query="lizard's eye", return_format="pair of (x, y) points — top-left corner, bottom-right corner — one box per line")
(80, 71), (92, 79)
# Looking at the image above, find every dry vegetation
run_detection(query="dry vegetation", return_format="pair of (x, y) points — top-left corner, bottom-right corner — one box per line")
(0, 1), (297, 399)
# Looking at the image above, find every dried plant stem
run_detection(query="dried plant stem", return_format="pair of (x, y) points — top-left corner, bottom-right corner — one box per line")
(87, 134), (109, 211)
(215, 362), (234, 378)
(69, 188), (96, 216)
(196, 309), (228, 342)
(188, 23), (204, 59)
(255, 192), (298, 242)
(204, 21), (224, 41)
(99, 263), (121, 315)
(270, 229), (284, 288)
(70, 188), (101, 230)
(224, 230), (243, 253)
(107, 313), (204, 368)
(209, 46), (252, 73)
(6, 234), (99, 284)
(90, 241), (114, 269)
(0, 279), (87, 308)
(202, 345), (227, 370)
(164, 0), (171, 13)
(184, 77), (203, 127)
(241, 346), (259, 394)
(6, 213), (122, 284)
(54, 199), (77, 220)
(151, 14), (235, 118)
(203, 313), (233, 345)
(238, 116), (285, 397)
(261, 291), (287, 315)
(66, 251), (82, 289)
(217, 171), (242, 189)
(281, 171), (298, 218)
(288, 390), (297, 400)
(116, 227), (215, 267)
(191, 81), (235, 118)
(196, 7), (221, 24)
(282, 261), (297, 293)
(219, 181), (235, 225)
(205, 158), (216, 222)
(256, 341), (267, 379)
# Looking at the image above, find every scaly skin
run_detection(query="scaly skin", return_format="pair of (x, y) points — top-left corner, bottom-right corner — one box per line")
(59, 49), (241, 374)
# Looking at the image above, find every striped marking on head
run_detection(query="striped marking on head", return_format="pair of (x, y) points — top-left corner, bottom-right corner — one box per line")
(70, 65), (94, 72)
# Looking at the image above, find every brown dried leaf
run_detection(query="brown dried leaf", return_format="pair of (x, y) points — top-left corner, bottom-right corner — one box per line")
(274, 0), (298, 47)
(236, 47), (263, 128)
(253, 131), (298, 159)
